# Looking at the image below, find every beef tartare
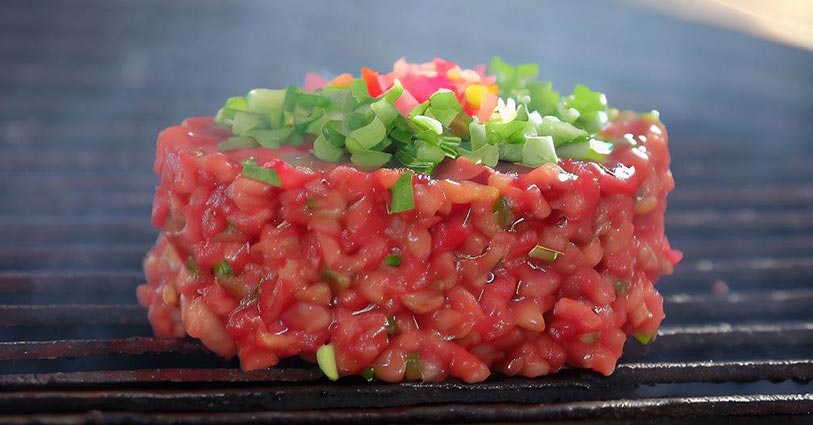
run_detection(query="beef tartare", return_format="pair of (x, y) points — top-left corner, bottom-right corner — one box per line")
(137, 57), (681, 382)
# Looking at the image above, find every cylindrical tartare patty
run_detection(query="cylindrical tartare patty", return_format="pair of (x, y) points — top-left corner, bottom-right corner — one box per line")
(137, 58), (680, 382)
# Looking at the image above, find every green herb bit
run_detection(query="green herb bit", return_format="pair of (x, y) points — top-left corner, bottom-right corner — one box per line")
(313, 134), (345, 162)
(322, 269), (351, 292)
(217, 136), (259, 151)
(614, 281), (629, 295)
(243, 128), (294, 148)
(213, 259), (233, 278)
(522, 135), (558, 168)
(350, 150), (392, 170)
(389, 172), (415, 213)
(316, 344), (340, 381)
(241, 158), (281, 187)
(384, 255), (402, 267)
(361, 367), (376, 382)
(579, 332), (600, 344)
(404, 353), (423, 380)
(493, 196), (513, 228)
(386, 315), (398, 335)
(556, 139), (613, 163)
(633, 332), (653, 346)
(185, 257), (200, 276)
(528, 244), (563, 262)
(536, 115), (588, 146)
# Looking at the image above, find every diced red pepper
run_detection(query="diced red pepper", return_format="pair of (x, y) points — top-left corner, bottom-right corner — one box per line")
(362, 67), (383, 97)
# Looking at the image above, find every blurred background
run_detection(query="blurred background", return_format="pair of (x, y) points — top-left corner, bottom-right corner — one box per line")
(0, 0), (812, 413)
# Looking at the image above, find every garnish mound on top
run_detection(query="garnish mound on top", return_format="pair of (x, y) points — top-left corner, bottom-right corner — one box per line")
(213, 57), (635, 173)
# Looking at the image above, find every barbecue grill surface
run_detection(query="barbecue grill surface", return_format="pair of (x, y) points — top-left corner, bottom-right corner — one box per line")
(1, 1), (811, 423)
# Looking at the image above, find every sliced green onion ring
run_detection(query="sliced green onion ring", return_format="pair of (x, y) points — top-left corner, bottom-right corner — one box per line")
(528, 244), (563, 262)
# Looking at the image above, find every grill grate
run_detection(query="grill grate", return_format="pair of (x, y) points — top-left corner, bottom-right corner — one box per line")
(1, 0), (812, 423)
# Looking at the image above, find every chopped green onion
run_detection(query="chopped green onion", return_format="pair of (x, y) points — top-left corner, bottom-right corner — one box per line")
(313, 134), (345, 162)
(361, 367), (376, 382)
(526, 81), (559, 116)
(389, 172), (415, 213)
(556, 139), (614, 162)
(247, 88), (285, 112)
(469, 122), (488, 150)
(217, 136), (259, 151)
(213, 259), (233, 278)
(428, 90), (461, 126)
(384, 255), (402, 267)
(350, 150), (392, 169)
(243, 128), (293, 148)
(415, 140), (446, 164)
(493, 196), (513, 228)
(536, 116), (588, 146)
(411, 115), (443, 135)
(241, 158), (281, 187)
(404, 353), (422, 380)
(322, 269), (351, 292)
(231, 111), (267, 135)
(633, 332), (653, 345)
(528, 244), (563, 262)
(185, 257), (200, 276)
(385, 315), (398, 335)
(316, 344), (339, 381)
(346, 116), (387, 152)
(381, 79), (404, 104)
(350, 78), (371, 102)
(614, 281), (629, 295)
(212, 58), (625, 173)
(460, 143), (499, 167)
(246, 88), (285, 128)
(522, 136), (558, 167)
(498, 141), (524, 162)
(225, 96), (248, 111)
(580, 332), (600, 344)
(370, 98), (399, 127)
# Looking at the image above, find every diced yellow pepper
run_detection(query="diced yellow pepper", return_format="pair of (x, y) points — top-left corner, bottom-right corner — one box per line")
(446, 66), (462, 81)
(465, 84), (488, 109)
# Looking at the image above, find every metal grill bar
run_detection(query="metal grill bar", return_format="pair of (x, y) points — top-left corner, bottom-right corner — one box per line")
(0, 305), (146, 326)
(14, 394), (804, 425)
(0, 360), (809, 389)
(0, 387), (810, 416)
(2, 323), (810, 361)
(0, 338), (204, 360)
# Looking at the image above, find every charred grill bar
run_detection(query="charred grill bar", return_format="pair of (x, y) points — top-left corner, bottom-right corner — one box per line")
(1, 0), (811, 422)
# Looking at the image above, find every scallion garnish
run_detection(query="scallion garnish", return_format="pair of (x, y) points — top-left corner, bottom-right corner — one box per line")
(384, 255), (402, 267)
(556, 139), (614, 162)
(217, 136), (259, 151)
(389, 172), (415, 213)
(185, 257), (199, 276)
(386, 315), (398, 335)
(213, 58), (626, 172)
(528, 244), (563, 262)
(316, 344), (339, 381)
(361, 367), (376, 382)
(404, 353), (422, 380)
(322, 269), (351, 292)
(633, 332), (653, 345)
(241, 158), (281, 187)
(213, 260), (233, 278)
(614, 280), (629, 295)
